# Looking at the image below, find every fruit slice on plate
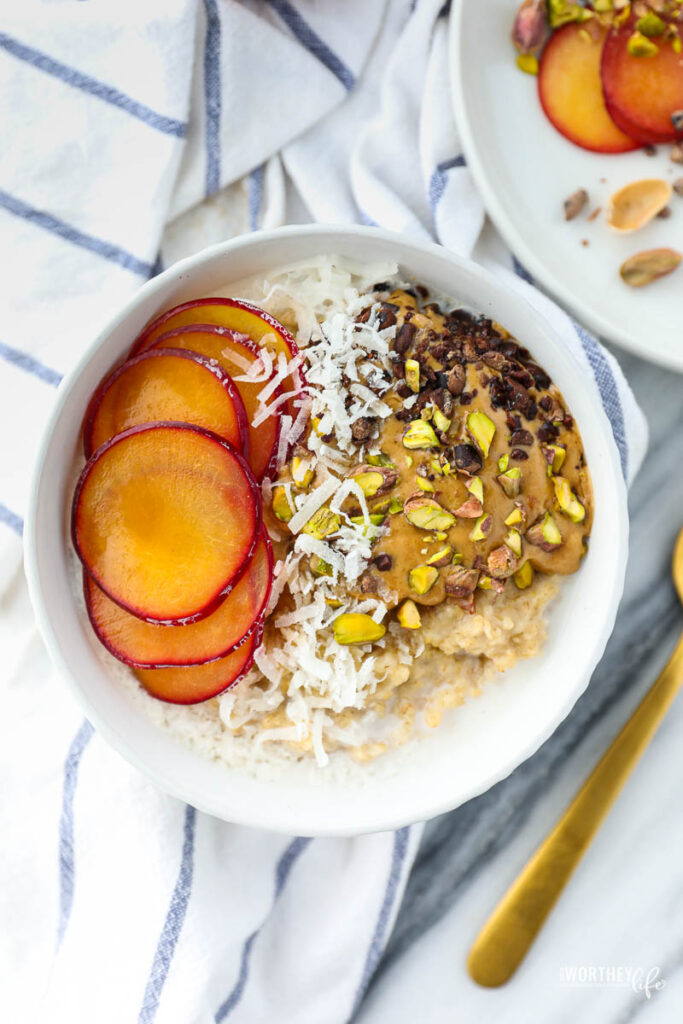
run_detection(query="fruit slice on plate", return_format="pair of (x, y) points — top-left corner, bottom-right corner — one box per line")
(73, 423), (261, 624)
(85, 530), (272, 667)
(538, 24), (639, 154)
(83, 348), (249, 458)
(602, 20), (683, 145)
(149, 326), (281, 481)
(132, 297), (306, 429)
(134, 628), (260, 704)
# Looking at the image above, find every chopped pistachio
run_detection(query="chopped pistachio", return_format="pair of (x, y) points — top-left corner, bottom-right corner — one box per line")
(403, 420), (440, 449)
(504, 507), (523, 526)
(505, 528), (523, 558)
(350, 513), (386, 526)
(420, 405), (434, 422)
(350, 471), (385, 497)
(372, 497), (391, 514)
(627, 31), (658, 56)
(513, 561), (534, 590)
(417, 477), (435, 493)
(310, 555), (332, 577)
(466, 410), (496, 457)
(272, 485), (295, 523)
(303, 506), (341, 539)
(542, 444), (566, 476)
(291, 456), (314, 488)
(498, 453), (509, 472)
(469, 513), (492, 542)
(553, 476), (586, 523)
(452, 552), (464, 565)
(636, 13), (665, 38)
(453, 495), (484, 518)
(434, 531), (448, 541)
(442, 462), (452, 476)
(397, 599), (421, 630)
(478, 574), (495, 591)
(488, 545), (519, 579)
(405, 455), (413, 467)
(467, 476), (484, 503)
(427, 545), (453, 568)
(516, 53), (539, 74)
(429, 458), (444, 476)
(366, 453), (394, 467)
(433, 407), (451, 433)
(497, 467), (522, 498)
(409, 565), (439, 595)
(404, 495), (456, 532)
(388, 497), (404, 514)
(526, 512), (563, 551)
(547, 0), (592, 27)
(405, 358), (420, 393)
(333, 613), (386, 646)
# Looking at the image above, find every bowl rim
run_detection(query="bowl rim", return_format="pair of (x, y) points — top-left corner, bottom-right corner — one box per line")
(23, 224), (629, 835)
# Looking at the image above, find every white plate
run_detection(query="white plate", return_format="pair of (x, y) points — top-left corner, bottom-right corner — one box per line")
(450, 0), (683, 372)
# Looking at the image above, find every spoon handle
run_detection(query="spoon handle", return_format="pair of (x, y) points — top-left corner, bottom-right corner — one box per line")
(468, 631), (683, 988)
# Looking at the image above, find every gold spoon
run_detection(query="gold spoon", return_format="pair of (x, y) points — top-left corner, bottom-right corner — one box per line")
(468, 526), (683, 987)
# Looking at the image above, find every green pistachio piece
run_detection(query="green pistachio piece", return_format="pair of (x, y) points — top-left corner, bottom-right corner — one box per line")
(310, 555), (333, 577)
(542, 444), (566, 476)
(397, 599), (421, 629)
(402, 420), (440, 449)
(333, 613), (386, 645)
(409, 565), (439, 595)
(498, 453), (509, 472)
(405, 358), (420, 393)
(366, 453), (394, 467)
(403, 495), (456, 532)
(627, 31), (659, 57)
(350, 471), (385, 497)
(548, 0), (592, 28)
(272, 485), (295, 523)
(504, 507), (523, 526)
(291, 456), (314, 489)
(467, 476), (484, 503)
(469, 513), (492, 542)
(426, 545), (453, 568)
(513, 561), (534, 590)
(526, 512), (563, 551)
(553, 476), (586, 523)
(636, 13), (665, 38)
(303, 506), (341, 539)
(497, 467), (522, 498)
(429, 457), (444, 476)
(417, 476), (435, 493)
(505, 528), (522, 558)
(516, 53), (538, 75)
(432, 407), (451, 433)
(466, 410), (496, 457)
(388, 497), (404, 514)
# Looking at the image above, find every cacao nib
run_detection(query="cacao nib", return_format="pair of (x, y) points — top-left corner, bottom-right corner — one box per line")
(451, 443), (483, 474)
(374, 553), (393, 571)
(537, 421), (559, 443)
(394, 322), (416, 355)
(510, 448), (529, 461)
(509, 429), (533, 446)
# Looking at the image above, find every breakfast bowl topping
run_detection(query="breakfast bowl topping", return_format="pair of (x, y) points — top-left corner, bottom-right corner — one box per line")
(70, 258), (593, 768)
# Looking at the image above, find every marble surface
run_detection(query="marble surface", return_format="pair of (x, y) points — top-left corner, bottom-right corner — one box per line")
(359, 347), (683, 1022)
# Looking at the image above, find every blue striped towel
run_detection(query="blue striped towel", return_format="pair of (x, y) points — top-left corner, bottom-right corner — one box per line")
(1, 1), (646, 1022)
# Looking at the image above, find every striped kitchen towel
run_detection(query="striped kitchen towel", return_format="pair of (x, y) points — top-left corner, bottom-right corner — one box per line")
(0, 2), (646, 1023)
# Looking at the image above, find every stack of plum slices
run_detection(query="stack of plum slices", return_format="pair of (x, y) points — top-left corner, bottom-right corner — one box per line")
(72, 298), (305, 705)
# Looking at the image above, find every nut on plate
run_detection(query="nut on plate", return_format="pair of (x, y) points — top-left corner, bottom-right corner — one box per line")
(426, 545), (454, 567)
(513, 561), (534, 589)
(404, 358), (420, 393)
(497, 467), (522, 498)
(333, 613), (386, 646)
(403, 494), (456, 531)
(607, 179), (672, 233)
(564, 188), (588, 221)
(511, 0), (548, 54)
(444, 566), (480, 598)
(348, 464), (398, 497)
(487, 545), (519, 579)
(272, 485), (295, 523)
(620, 248), (682, 287)
(469, 513), (492, 542)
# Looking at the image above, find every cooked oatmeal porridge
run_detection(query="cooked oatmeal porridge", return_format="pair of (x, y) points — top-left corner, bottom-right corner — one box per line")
(72, 256), (592, 776)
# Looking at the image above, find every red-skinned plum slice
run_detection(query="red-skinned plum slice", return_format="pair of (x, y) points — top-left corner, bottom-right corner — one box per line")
(72, 423), (261, 624)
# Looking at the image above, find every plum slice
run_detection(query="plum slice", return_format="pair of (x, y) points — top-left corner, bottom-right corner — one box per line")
(73, 423), (261, 624)
(133, 627), (261, 704)
(132, 297), (307, 429)
(83, 347), (249, 458)
(85, 529), (272, 667)
(602, 20), (683, 145)
(538, 24), (639, 154)
(149, 326), (281, 482)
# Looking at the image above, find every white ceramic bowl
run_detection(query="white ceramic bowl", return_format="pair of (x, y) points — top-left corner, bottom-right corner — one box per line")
(24, 225), (628, 836)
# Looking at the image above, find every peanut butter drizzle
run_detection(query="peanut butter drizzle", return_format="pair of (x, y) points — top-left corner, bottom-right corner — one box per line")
(273, 286), (593, 612)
